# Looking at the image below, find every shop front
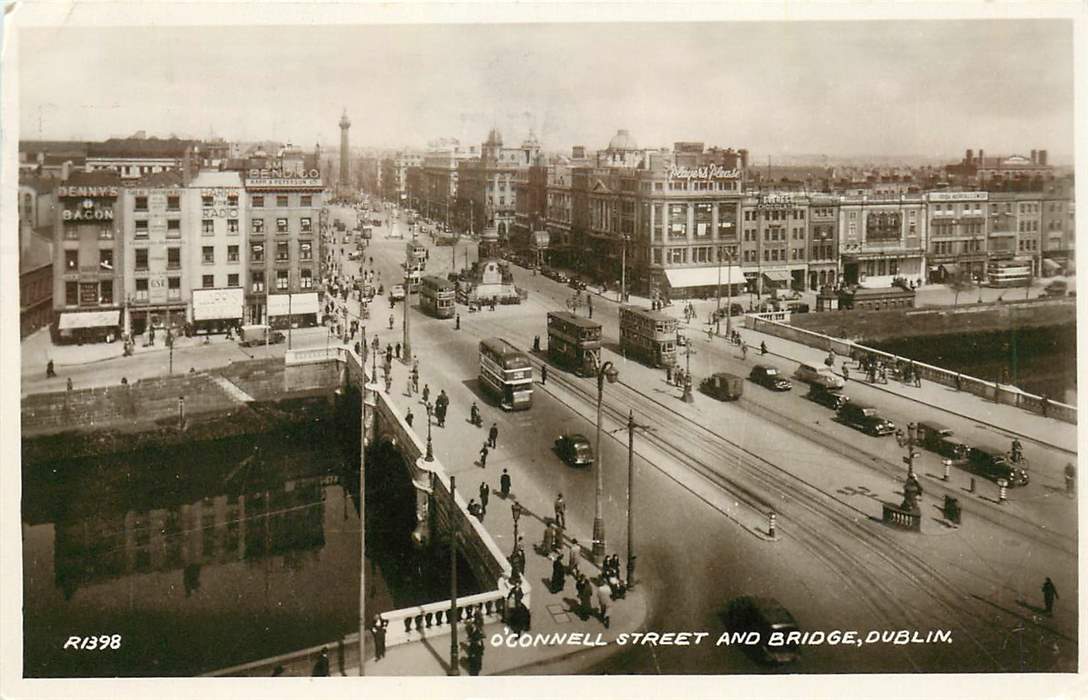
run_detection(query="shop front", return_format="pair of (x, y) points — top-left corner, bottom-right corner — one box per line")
(663, 265), (744, 301)
(267, 292), (320, 329)
(127, 304), (187, 337)
(56, 309), (122, 345)
(191, 287), (245, 334)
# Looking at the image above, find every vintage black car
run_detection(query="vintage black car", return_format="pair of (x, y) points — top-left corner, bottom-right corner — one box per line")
(966, 446), (1030, 486)
(555, 433), (594, 467)
(916, 421), (969, 463)
(723, 596), (801, 665)
(837, 401), (896, 436)
(805, 384), (848, 410)
(749, 365), (792, 391)
(701, 372), (744, 401)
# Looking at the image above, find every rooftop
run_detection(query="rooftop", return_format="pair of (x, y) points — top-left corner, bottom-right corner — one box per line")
(189, 170), (243, 188)
(87, 138), (195, 159)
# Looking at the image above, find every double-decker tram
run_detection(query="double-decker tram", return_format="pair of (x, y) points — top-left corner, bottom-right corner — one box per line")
(986, 260), (1033, 288)
(547, 311), (602, 376)
(479, 338), (533, 410)
(420, 275), (456, 318)
(406, 240), (428, 271)
(619, 305), (678, 368)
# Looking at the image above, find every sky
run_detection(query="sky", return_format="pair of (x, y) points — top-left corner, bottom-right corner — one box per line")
(17, 18), (1076, 162)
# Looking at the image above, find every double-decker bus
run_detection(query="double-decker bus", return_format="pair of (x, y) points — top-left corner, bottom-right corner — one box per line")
(547, 311), (602, 376)
(619, 306), (678, 368)
(420, 275), (456, 318)
(406, 240), (428, 271)
(479, 338), (533, 410)
(986, 260), (1033, 288)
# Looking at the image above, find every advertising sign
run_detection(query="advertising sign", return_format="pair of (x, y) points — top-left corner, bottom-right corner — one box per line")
(268, 292), (319, 316)
(192, 287), (245, 321)
(927, 191), (988, 202)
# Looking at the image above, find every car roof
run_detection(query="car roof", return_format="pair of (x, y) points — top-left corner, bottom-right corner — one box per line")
(564, 433), (589, 443)
(734, 596), (797, 626)
(917, 421), (952, 433)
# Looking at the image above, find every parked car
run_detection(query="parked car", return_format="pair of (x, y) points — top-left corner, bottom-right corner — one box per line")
(805, 384), (848, 410)
(966, 446), (1030, 486)
(723, 596), (801, 665)
(749, 365), (792, 391)
(786, 302), (811, 314)
(238, 324), (285, 348)
(1041, 280), (1068, 298)
(915, 421), (968, 463)
(568, 278), (588, 291)
(837, 401), (896, 436)
(555, 433), (594, 467)
(793, 363), (845, 390)
(701, 372), (745, 401)
(389, 284), (406, 301)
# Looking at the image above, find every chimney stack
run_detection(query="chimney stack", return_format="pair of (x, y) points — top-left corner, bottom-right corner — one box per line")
(966, 149), (974, 164)
(1030, 149), (1037, 164)
(572, 145), (585, 160)
(739, 148), (750, 170)
(1039, 150), (1048, 166)
(978, 149), (984, 164)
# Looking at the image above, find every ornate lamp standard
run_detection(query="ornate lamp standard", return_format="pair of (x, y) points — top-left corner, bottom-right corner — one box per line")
(425, 400), (434, 462)
(511, 500), (523, 549)
(592, 356), (620, 560)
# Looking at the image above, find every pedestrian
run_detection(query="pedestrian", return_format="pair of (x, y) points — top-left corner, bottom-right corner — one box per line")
(422, 383), (430, 404)
(550, 553), (566, 592)
(741, 342), (748, 360)
(384, 373), (393, 393)
(388, 313), (394, 330)
(46, 359), (55, 378)
(1065, 463), (1076, 496)
(406, 408), (414, 427)
(312, 646), (330, 676)
(121, 376), (128, 386)
(541, 364), (548, 385)
(666, 366), (673, 384)
(577, 574), (593, 619)
(370, 615), (388, 660)
(1041, 395), (1051, 418)
(488, 422), (498, 448)
(66, 377), (73, 392)
(842, 362), (850, 383)
(554, 492), (566, 528)
(479, 443), (489, 468)
(479, 481), (490, 512)
(500, 468), (511, 498)
(597, 580), (612, 628)
(468, 499), (484, 522)
(455, 314), (461, 330)
(1042, 577), (1058, 614)
(567, 538), (581, 575)
(760, 341), (768, 355)
(395, 342), (401, 359)
(533, 335), (540, 352)
(355, 341), (361, 357)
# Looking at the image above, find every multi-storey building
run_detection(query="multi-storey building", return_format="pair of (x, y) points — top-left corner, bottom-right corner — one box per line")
(85, 137), (196, 180)
(381, 151), (423, 205)
(542, 163), (577, 269)
(838, 194), (926, 288)
(122, 171), (191, 335)
(52, 172), (125, 343)
(19, 177), (57, 337)
(188, 171), (246, 331)
(806, 195), (840, 291)
(456, 129), (541, 241)
(739, 193), (807, 296)
(925, 191), (989, 283)
(420, 140), (474, 226)
(1040, 193), (1075, 275)
(241, 161), (323, 327)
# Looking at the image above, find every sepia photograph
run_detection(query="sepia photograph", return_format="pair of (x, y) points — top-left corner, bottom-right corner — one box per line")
(1, 2), (1083, 698)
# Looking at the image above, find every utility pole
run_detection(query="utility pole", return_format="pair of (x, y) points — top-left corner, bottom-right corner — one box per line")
(680, 332), (695, 403)
(625, 409), (651, 588)
(448, 476), (459, 676)
(402, 257), (412, 363)
(358, 348), (369, 677)
(620, 233), (627, 304)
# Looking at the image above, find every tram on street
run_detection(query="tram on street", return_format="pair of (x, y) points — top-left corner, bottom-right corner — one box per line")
(619, 305), (678, 368)
(986, 260), (1033, 287)
(420, 275), (456, 318)
(406, 240), (428, 271)
(547, 311), (602, 376)
(479, 337), (534, 410)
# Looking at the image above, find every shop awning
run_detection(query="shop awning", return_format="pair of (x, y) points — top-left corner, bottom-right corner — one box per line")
(1041, 258), (1062, 273)
(531, 231), (550, 249)
(762, 269), (792, 283)
(59, 310), (121, 330)
(664, 266), (745, 289)
(939, 263), (960, 276)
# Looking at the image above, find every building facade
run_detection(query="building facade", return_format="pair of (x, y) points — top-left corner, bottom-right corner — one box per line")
(925, 191), (990, 283)
(456, 129), (540, 241)
(188, 171), (247, 331)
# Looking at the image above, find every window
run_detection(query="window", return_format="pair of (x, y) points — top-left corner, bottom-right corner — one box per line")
(135, 196), (148, 212)
(202, 219), (215, 235)
(227, 244), (239, 262)
(227, 219), (239, 234)
(251, 217), (264, 234)
(718, 203), (737, 237)
(98, 225), (114, 241)
(99, 249), (114, 271)
(66, 281), (78, 305)
(652, 248), (663, 264)
(276, 218), (289, 234)
(135, 278), (149, 302)
(202, 246), (215, 264)
(135, 219), (149, 237)
(276, 269), (289, 290)
(135, 248), (149, 271)
(227, 193), (239, 207)
(65, 250), (78, 271)
(276, 242), (289, 261)
(300, 195), (312, 207)
(276, 195), (289, 208)
(669, 203), (687, 238)
(668, 247), (687, 264)
(250, 243), (264, 263)
(300, 268), (313, 289)
(300, 217), (312, 233)
(228, 273), (239, 287)
(202, 195), (214, 207)
(167, 219), (181, 237)
(251, 271), (265, 292)
(299, 241), (312, 261)
(167, 196), (180, 211)
(168, 276), (181, 300)
(252, 195), (264, 208)
(202, 274), (215, 288)
(167, 247), (181, 269)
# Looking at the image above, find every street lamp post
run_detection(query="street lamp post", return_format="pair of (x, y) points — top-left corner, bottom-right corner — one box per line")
(593, 359), (620, 561)
(680, 332), (694, 403)
(425, 401), (434, 462)
(166, 328), (174, 375)
(625, 409), (651, 588)
(511, 500), (522, 551)
(402, 259), (412, 363)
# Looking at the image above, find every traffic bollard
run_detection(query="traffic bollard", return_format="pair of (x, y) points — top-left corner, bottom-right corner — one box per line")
(942, 459), (951, 481)
(997, 479), (1008, 504)
(768, 512), (777, 539)
(969, 477), (976, 493)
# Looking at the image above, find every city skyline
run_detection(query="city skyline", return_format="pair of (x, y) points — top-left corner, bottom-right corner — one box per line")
(19, 19), (1074, 163)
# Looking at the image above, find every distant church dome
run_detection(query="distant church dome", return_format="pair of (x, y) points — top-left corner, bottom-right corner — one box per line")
(608, 129), (637, 151)
(521, 129), (541, 149)
(485, 128), (503, 146)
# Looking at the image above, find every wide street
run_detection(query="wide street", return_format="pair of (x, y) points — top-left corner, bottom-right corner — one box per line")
(323, 203), (1077, 673)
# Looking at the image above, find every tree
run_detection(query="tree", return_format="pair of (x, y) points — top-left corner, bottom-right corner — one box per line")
(945, 271), (973, 306)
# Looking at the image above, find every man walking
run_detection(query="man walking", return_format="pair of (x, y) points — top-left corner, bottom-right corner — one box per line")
(312, 647), (330, 676)
(370, 615), (388, 661)
(567, 538), (581, 576)
(597, 580), (612, 628)
(1042, 577), (1058, 615)
(488, 422), (499, 448)
(541, 364), (548, 385)
(554, 492), (566, 528)
(842, 363), (850, 383)
(479, 481), (490, 514)
(479, 443), (489, 468)
(500, 468), (511, 498)
(405, 408), (414, 427)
